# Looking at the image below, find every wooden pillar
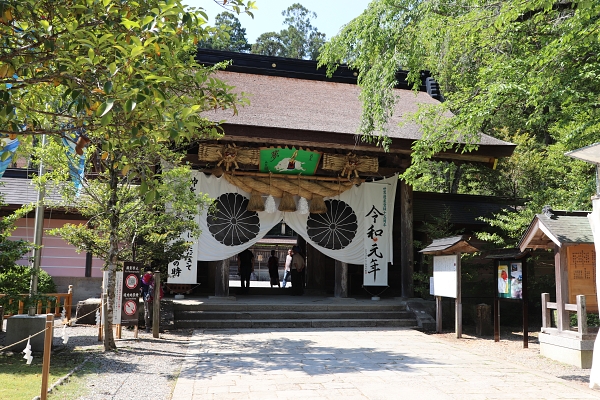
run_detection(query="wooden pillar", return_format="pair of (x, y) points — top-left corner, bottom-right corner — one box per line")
(555, 244), (569, 332)
(455, 253), (462, 338)
(214, 259), (230, 297)
(334, 260), (348, 298)
(400, 179), (414, 298)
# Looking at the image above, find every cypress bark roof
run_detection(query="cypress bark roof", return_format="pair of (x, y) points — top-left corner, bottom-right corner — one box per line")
(197, 49), (515, 162)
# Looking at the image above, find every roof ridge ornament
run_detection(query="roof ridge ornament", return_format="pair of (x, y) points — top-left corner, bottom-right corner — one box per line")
(542, 205), (554, 218)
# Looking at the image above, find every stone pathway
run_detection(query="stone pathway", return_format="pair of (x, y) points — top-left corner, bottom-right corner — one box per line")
(173, 327), (600, 400)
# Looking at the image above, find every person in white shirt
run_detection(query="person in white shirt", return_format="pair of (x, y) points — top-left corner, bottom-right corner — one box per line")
(282, 249), (292, 288)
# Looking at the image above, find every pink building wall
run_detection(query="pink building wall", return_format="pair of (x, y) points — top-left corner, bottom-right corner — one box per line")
(12, 217), (104, 278)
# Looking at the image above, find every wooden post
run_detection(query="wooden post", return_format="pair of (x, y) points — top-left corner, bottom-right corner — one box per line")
(116, 324), (122, 339)
(153, 272), (160, 338)
(494, 297), (499, 342)
(522, 261), (528, 348)
(436, 296), (442, 333)
(334, 260), (348, 298)
(40, 314), (54, 400)
(541, 293), (550, 329)
(555, 245), (569, 332)
(577, 294), (588, 337)
(98, 293), (106, 342)
(66, 285), (73, 321)
(455, 253), (462, 339)
(399, 179), (413, 298)
(214, 259), (230, 297)
(134, 324), (138, 339)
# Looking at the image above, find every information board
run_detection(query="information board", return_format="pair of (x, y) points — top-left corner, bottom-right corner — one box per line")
(432, 254), (458, 298)
(567, 244), (597, 312)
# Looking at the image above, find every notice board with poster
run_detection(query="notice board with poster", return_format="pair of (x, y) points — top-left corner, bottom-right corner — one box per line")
(497, 261), (523, 300)
(567, 244), (598, 312)
(120, 262), (142, 326)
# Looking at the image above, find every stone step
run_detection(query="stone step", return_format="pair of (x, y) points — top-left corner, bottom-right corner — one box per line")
(175, 318), (418, 329)
(172, 303), (407, 313)
(174, 310), (413, 320)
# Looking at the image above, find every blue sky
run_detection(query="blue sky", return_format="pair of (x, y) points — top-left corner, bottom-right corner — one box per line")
(182, 0), (373, 43)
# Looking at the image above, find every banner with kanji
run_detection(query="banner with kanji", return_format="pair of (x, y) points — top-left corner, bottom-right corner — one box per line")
(362, 179), (395, 286)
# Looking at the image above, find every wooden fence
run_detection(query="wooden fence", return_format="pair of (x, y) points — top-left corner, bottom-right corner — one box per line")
(0, 285), (73, 321)
(541, 292), (594, 339)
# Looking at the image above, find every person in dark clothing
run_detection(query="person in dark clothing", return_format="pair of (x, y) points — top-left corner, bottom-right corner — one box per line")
(267, 250), (280, 288)
(140, 266), (163, 332)
(291, 246), (305, 296)
(237, 248), (254, 293)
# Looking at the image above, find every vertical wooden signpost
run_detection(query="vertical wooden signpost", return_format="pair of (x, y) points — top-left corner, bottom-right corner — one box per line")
(420, 236), (479, 339)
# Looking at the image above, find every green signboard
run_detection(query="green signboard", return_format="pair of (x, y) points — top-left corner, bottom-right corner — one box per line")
(259, 147), (321, 175)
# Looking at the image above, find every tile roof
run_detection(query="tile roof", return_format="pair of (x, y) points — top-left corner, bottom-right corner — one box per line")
(519, 210), (593, 250)
(419, 235), (479, 254)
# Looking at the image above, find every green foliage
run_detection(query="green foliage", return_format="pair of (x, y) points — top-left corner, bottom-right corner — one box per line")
(198, 12), (251, 52)
(251, 3), (326, 60)
(0, 0), (254, 350)
(414, 206), (460, 249)
(319, 0), (599, 242)
(412, 271), (430, 298)
(570, 312), (600, 328)
(0, 193), (33, 273)
(0, 264), (56, 294)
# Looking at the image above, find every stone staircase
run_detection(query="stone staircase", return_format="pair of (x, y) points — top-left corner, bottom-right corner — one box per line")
(173, 297), (419, 329)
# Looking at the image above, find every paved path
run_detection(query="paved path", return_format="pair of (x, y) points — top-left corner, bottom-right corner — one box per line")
(172, 327), (600, 400)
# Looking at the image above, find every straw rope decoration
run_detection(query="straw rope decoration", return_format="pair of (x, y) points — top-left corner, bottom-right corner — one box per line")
(297, 174), (309, 214)
(218, 172), (355, 214)
(265, 173), (276, 213)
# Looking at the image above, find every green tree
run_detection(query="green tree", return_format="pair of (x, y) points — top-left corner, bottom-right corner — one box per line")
(319, 0), (598, 244)
(0, 0), (254, 351)
(252, 32), (287, 57)
(0, 193), (32, 273)
(252, 3), (326, 60)
(198, 11), (251, 52)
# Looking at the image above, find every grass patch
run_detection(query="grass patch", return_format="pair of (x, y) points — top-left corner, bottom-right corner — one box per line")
(0, 350), (90, 400)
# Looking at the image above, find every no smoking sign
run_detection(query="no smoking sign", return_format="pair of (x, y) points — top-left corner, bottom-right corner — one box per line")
(123, 300), (137, 316)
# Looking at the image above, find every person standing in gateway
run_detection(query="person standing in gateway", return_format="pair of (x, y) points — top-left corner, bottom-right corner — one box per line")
(237, 248), (254, 294)
(267, 250), (280, 288)
(282, 248), (292, 288)
(291, 246), (305, 296)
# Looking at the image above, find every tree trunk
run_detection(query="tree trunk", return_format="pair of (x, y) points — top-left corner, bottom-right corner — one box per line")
(103, 167), (119, 351)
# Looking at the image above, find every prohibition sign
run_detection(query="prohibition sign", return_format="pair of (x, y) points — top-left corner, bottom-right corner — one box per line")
(123, 300), (137, 316)
(125, 274), (139, 290)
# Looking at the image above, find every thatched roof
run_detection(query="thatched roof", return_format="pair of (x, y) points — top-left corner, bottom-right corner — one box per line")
(197, 50), (515, 164)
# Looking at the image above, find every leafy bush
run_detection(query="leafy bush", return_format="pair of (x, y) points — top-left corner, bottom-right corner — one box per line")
(0, 265), (56, 294)
(570, 312), (600, 328)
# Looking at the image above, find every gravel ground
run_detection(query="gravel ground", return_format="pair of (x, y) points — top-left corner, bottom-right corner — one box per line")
(1, 322), (594, 399)
(51, 325), (192, 400)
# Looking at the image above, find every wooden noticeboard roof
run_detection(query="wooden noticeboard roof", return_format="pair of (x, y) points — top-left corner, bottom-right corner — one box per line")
(419, 235), (479, 255)
(518, 208), (593, 251)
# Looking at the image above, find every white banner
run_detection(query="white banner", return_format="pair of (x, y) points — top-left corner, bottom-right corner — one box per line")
(168, 172), (397, 286)
(168, 211), (200, 283)
(112, 271), (123, 324)
(362, 179), (395, 286)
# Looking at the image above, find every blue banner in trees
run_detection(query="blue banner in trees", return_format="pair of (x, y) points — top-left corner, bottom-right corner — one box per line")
(61, 133), (86, 193)
(0, 137), (20, 179)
